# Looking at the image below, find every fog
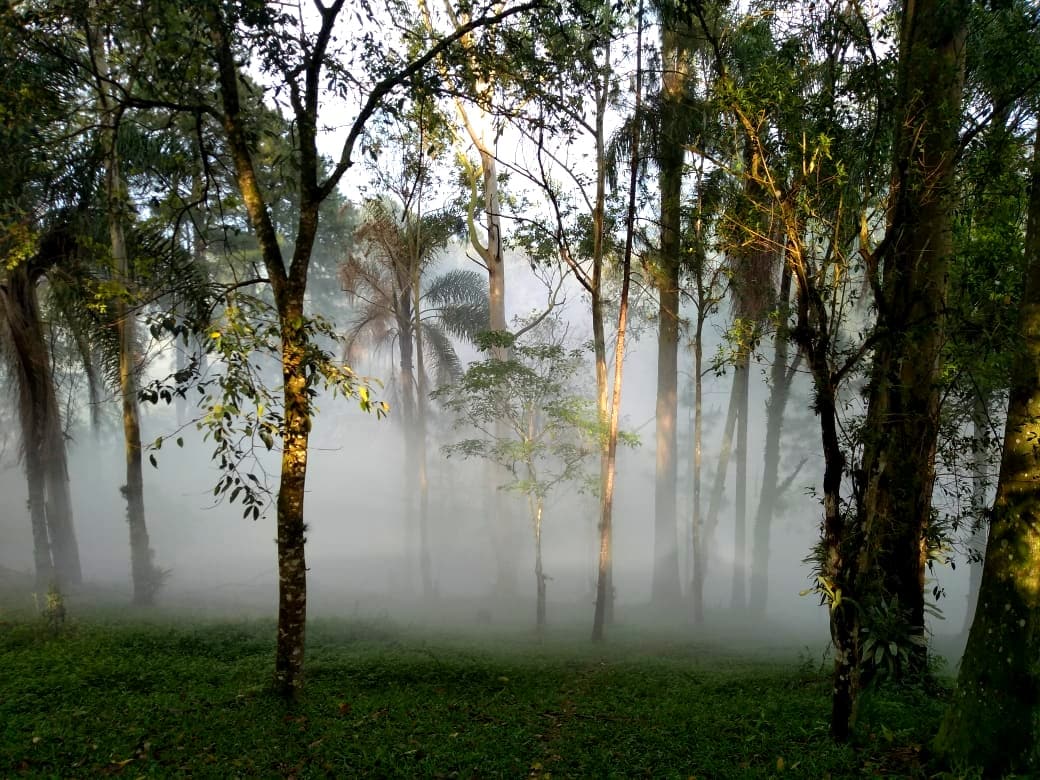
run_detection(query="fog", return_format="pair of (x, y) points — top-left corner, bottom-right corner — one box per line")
(0, 249), (976, 662)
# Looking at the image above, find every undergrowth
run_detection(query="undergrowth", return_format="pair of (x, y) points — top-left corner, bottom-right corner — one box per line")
(0, 611), (947, 777)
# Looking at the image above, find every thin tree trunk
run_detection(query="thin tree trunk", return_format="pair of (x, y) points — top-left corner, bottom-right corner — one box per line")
(689, 315), (704, 622)
(749, 266), (793, 614)
(694, 366), (740, 617)
(593, 0), (643, 640)
(731, 351), (750, 609)
(397, 297), (419, 594)
(90, 13), (155, 605)
(590, 49), (612, 626)
(962, 392), (989, 634)
(413, 277), (434, 599)
(534, 494), (545, 637)
(935, 122), (1040, 775)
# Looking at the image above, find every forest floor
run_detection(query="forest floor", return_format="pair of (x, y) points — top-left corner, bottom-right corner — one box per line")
(0, 590), (954, 779)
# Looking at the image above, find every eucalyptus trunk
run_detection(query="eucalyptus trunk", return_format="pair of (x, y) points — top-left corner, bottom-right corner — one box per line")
(935, 122), (1040, 775)
(651, 22), (686, 606)
(531, 484), (546, 637)
(593, 0), (643, 640)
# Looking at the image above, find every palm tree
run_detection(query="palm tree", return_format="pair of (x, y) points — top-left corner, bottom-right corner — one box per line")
(342, 197), (487, 596)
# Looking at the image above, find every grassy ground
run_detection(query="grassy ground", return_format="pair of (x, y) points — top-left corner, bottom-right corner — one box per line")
(0, 601), (949, 778)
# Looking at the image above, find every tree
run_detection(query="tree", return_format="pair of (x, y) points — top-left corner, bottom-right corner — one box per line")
(439, 325), (612, 636)
(343, 196), (487, 597)
(852, 0), (970, 679)
(593, 0), (646, 640)
(934, 119), (1040, 777)
(86, 8), (160, 605)
(0, 10), (87, 590)
(147, 0), (542, 694)
(649, 0), (693, 606)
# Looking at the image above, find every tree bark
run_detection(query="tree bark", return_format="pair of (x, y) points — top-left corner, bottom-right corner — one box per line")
(935, 122), (1040, 775)
(855, 0), (968, 678)
(534, 495), (546, 637)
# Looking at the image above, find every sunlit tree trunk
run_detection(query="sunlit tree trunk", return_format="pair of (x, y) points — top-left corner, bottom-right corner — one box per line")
(935, 123), (1040, 775)
(590, 46), (613, 626)
(593, 0), (643, 640)
(211, 17), (317, 696)
(855, 0), (968, 678)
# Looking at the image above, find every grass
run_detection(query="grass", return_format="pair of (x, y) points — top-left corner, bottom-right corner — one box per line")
(0, 603), (949, 778)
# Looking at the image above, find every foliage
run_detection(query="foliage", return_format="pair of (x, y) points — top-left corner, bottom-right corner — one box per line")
(437, 322), (634, 501)
(142, 295), (387, 520)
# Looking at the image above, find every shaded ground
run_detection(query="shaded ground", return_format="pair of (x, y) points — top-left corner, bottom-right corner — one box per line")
(0, 595), (948, 778)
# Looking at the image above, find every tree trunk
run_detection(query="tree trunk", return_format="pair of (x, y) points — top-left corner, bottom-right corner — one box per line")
(273, 295), (311, 696)
(396, 296), (419, 594)
(594, 0), (642, 639)
(210, 15), (319, 696)
(2, 250), (79, 590)
(731, 350), (750, 609)
(749, 266), (793, 614)
(90, 14), (155, 605)
(693, 366), (740, 618)
(855, 0), (968, 678)
(689, 315), (704, 622)
(935, 122), (1040, 775)
(962, 392), (989, 634)
(413, 275), (434, 599)
(5, 271), (55, 589)
(651, 23), (686, 606)
(534, 496), (545, 638)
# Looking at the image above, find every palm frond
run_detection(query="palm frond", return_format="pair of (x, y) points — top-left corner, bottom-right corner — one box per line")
(421, 322), (462, 389)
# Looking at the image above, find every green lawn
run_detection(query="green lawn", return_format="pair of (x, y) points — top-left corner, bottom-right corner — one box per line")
(0, 607), (948, 778)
